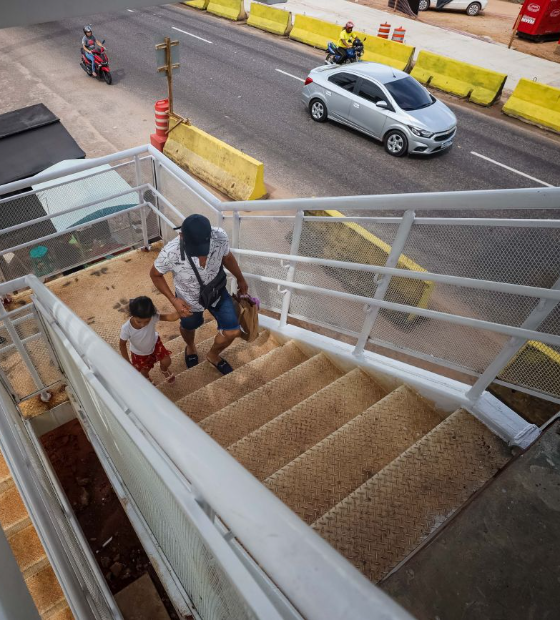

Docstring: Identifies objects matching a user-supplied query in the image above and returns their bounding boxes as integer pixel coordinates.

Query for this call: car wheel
[466,2,481,15]
[384,130,408,157]
[418,0,429,10]
[309,99,328,123]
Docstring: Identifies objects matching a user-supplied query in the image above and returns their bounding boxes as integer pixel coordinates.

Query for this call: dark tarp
[0,104,85,186]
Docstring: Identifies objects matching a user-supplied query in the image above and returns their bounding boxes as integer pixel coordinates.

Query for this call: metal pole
[466,277,560,401]
[165,37,174,116]
[134,155,150,249]
[231,212,241,295]
[354,210,415,355]
[280,210,304,328]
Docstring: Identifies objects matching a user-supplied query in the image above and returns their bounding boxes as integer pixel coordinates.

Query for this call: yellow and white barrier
[248,2,292,36]
[183,0,209,9]
[207,0,246,21]
[289,15,340,50]
[164,122,267,201]
[358,34,414,72]
[503,78,560,134]
[411,51,507,106]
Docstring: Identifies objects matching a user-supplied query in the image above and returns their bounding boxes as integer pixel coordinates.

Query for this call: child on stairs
[119,296,178,384]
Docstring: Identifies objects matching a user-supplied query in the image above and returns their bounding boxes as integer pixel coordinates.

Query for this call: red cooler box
[517,0,560,40]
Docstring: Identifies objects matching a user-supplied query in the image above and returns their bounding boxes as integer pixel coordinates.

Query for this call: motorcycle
[325,37,365,65]
[80,40,112,84]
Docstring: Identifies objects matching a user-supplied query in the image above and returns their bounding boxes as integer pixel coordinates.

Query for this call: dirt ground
[358,0,560,62]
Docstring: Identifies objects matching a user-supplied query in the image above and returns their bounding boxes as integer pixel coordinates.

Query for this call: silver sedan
[301,62,457,157]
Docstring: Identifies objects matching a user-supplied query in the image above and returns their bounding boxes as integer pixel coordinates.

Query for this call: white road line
[275,69,305,82]
[172,26,213,44]
[471,151,553,188]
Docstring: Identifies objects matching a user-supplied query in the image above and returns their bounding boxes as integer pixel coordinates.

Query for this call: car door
[348,78,392,139]
[325,72,358,122]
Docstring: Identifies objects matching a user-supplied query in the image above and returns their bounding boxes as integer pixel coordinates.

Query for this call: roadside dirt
[357,0,560,62]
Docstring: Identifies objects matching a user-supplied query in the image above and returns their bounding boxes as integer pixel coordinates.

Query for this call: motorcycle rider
[337,21,356,64]
[82,25,102,77]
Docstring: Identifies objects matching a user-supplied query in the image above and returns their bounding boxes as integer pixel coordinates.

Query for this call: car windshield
[384,77,434,111]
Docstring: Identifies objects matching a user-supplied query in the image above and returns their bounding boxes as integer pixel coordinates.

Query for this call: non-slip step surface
[266,386,444,524]
[200,353,343,449]
[26,565,66,616]
[0,450,12,491]
[312,409,511,583]
[9,524,48,577]
[177,341,307,423]
[228,369,386,481]
[0,484,31,536]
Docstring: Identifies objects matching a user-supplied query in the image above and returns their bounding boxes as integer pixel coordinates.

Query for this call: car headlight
[408,126,434,138]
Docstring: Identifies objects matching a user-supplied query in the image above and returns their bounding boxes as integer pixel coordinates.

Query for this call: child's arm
[159,311,180,322]
[119,338,131,363]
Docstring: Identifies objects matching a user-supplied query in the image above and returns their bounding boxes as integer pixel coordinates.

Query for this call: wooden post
[165,37,174,115]
[509,9,522,49]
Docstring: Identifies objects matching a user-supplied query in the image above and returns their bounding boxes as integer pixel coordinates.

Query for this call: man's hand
[237,277,249,296]
[172,297,192,317]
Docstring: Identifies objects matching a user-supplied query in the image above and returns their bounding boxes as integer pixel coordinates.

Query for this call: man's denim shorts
[179,289,240,332]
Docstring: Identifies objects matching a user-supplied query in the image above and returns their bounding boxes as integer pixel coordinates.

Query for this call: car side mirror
[376,101,388,109]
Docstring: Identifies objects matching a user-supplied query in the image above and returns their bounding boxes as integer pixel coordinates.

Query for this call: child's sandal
[162,370,175,384]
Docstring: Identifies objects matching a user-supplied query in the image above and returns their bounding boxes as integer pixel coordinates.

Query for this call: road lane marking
[172,26,213,44]
[471,151,553,187]
[275,69,304,82]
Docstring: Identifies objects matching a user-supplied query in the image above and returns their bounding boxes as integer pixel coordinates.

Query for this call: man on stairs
[150,214,248,376]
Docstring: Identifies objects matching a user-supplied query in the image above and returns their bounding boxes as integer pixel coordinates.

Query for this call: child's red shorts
[131,337,171,372]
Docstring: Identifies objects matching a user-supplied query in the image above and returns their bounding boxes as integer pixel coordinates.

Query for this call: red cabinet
[517,0,560,40]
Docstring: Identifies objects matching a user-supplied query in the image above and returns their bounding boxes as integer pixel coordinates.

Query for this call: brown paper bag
[233,294,259,342]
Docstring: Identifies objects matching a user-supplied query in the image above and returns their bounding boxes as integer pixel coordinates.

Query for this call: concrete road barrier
[503,78,560,134]
[207,0,246,21]
[248,3,292,36]
[305,210,433,322]
[358,34,415,72]
[411,51,507,106]
[289,15,339,50]
[164,122,266,201]
[183,0,209,9]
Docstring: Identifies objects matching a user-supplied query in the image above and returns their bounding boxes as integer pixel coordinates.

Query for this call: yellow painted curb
[411,50,507,106]
[182,0,209,9]
[289,14,339,50]
[207,0,246,20]
[164,122,267,201]
[357,33,415,72]
[305,210,433,322]
[503,78,560,134]
[248,2,292,36]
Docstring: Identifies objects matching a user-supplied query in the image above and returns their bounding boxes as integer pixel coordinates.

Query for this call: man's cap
[180,214,212,257]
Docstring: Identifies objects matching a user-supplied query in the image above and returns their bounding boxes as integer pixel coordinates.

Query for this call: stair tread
[0,450,10,485]
[26,565,66,616]
[228,369,386,481]
[48,606,74,620]
[177,341,307,423]
[200,353,343,448]
[158,331,277,401]
[9,523,48,577]
[0,484,30,536]
[312,409,511,583]
[266,385,443,524]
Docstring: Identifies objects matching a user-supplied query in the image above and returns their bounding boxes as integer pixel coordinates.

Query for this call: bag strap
[185,252,204,288]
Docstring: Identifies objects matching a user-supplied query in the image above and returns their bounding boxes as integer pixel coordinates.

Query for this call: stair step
[266,385,444,524]
[177,341,307,423]
[158,331,277,402]
[0,450,14,493]
[228,369,386,481]
[0,485,31,537]
[200,353,343,448]
[160,318,217,357]
[9,524,48,578]
[312,409,511,583]
[48,606,73,620]
[26,565,66,617]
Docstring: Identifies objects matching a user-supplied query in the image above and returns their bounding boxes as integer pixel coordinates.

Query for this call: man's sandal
[207,357,233,376]
[185,352,199,368]
[162,370,176,384]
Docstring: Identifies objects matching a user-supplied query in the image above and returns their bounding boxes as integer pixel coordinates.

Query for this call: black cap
[180,214,212,257]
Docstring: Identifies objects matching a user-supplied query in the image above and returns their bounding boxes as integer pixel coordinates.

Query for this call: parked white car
[419,0,487,16]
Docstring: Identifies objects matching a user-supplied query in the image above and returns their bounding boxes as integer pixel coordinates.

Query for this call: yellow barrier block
[289,14,340,50]
[411,50,507,106]
[183,0,209,9]
[207,0,246,21]
[305,210,433,322]
[502,341,560,397]
[164,122,266,201]
[357,34,415,72]
[503,78,560,134]
[248,3,292,36]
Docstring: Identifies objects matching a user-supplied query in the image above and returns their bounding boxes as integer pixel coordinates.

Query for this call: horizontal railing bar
[236,215,298,221]
[302,216,560,228]
[0,331,42,355]
[0,146,150,197]
[493,379,560,407]
[232,248,560,302]
[302,216,404,224]
[0,204,145,257]
[0,185,147,237]
[145,201,177,231]
[147,186,190,226]
[243,272,560,347]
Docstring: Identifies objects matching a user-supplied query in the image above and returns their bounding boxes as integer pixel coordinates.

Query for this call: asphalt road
[15,4,560,198]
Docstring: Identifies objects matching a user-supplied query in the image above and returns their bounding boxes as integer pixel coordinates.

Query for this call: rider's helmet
[345,21,354,31]
[83,25,93,36]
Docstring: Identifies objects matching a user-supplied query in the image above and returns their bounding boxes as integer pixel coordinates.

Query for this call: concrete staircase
[0,450,72,619]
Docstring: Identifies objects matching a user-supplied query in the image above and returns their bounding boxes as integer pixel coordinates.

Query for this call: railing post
[231,211,241,294]
[466,277,560,401]
[280,211,304,328]
[354,210,416,356]
[134,155,150,249]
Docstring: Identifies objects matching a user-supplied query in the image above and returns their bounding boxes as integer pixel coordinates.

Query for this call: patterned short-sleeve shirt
[154,227,230,312]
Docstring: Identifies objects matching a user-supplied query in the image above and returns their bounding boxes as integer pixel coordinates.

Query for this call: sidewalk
[246,0,560,92]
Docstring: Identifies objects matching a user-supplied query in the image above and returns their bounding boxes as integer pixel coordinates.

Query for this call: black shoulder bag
[181,239,227,309]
